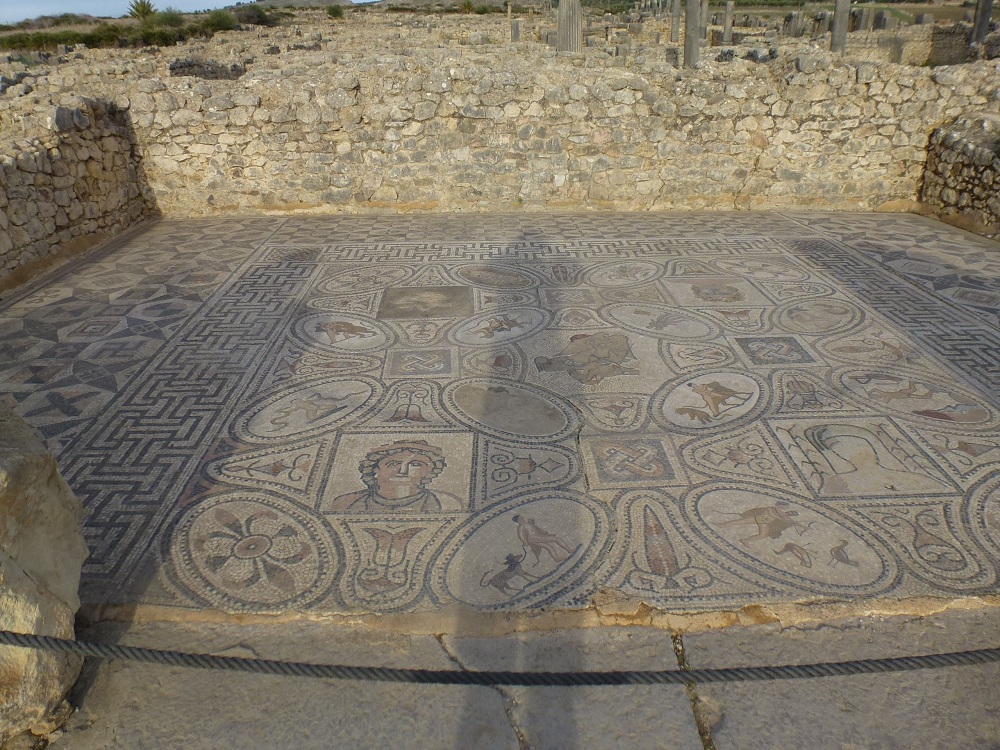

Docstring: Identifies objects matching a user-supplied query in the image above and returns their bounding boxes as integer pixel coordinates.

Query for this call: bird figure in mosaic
[828,540,859,568]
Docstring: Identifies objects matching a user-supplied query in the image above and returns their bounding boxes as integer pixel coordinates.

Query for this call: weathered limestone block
[0,407,87,746]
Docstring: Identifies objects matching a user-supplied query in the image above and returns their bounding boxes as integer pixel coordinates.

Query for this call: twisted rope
[2,629,998,686]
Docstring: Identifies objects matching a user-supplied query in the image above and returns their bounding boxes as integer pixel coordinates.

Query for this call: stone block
[46,108,76,133]
[0,407,88,746]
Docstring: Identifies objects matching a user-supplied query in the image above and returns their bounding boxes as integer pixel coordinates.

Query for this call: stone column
[671,0,681,42]
[684,0,700,66]
[831,0,849,53]
[557,0,583,52]
[511,18,521,41]
[700,0,709,40]
[971,0,994,43]
[723,0,734,43]
[790,10,803,36]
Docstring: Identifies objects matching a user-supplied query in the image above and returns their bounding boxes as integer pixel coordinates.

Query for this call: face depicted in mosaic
[372,449,437,499]
[361,440,446,499]
[322,439,463,513]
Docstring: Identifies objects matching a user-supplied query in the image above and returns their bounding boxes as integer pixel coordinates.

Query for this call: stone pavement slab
[1,212,998,620]
[679,604,1000,749]
[53,620,704,750]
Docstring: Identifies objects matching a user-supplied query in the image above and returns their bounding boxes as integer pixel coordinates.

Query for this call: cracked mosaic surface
[2,212,999,615]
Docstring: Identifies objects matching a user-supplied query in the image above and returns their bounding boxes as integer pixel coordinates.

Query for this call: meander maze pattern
[1,214,999,614]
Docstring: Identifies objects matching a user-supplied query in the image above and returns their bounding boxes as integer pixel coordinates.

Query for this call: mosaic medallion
[5,214,1000,615]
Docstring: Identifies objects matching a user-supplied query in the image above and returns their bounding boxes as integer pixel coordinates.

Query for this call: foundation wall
[922,112,1000,238]
[0,98,153,286]
[0,14,998,256]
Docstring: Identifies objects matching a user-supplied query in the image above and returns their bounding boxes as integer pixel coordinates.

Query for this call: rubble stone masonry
[1,11,998,281]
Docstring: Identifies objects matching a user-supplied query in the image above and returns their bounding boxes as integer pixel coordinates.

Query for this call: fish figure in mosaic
[322,439,464,512]
[535,332,639,385]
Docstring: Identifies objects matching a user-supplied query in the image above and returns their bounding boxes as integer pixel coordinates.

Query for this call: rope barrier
[2,629,998,687]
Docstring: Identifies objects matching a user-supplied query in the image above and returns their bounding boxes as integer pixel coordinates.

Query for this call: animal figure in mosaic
[534,332,639,385]
[849,375,992,423]
[480,552,540,595]
[716,502,813,546]
[468,314,527,339]
[785,302,851,331]
[802,424,950,495]
[266,391,361,430]
[828,540,859,568]
[313,320,377,343]
[774,541,813,568]
[514,514,579,566]
[832,337,917,365]
[690,282,743,303]
[632,308,688,331]
[675,380,754,424]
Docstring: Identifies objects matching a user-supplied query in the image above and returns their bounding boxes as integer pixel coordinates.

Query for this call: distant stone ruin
[0,7,998,285]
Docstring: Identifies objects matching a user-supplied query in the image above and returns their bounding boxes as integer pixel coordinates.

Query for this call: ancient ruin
[1,1,999,746]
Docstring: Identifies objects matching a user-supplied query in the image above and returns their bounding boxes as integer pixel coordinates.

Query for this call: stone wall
[928,23,979,66]
[844,26,932,66]
[0,13,998,225]
[922,112,1000,238]
[0,96,154,288]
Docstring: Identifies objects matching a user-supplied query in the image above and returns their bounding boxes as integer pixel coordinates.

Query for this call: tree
[128,0,157,21]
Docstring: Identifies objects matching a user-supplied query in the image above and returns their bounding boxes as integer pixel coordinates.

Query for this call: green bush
[326,4,345,18]
[235,5,275,25]
[148,7,185,27]
[83,23,128,46]
[202,9,238,31]
[138,26,182,45]
[459,0,475,11]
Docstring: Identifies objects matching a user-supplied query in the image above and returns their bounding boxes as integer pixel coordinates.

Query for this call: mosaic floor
[2,212,999,616]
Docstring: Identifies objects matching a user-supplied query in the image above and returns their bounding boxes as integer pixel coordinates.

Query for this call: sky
[0,0,380,25]
[0,1,235,24]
